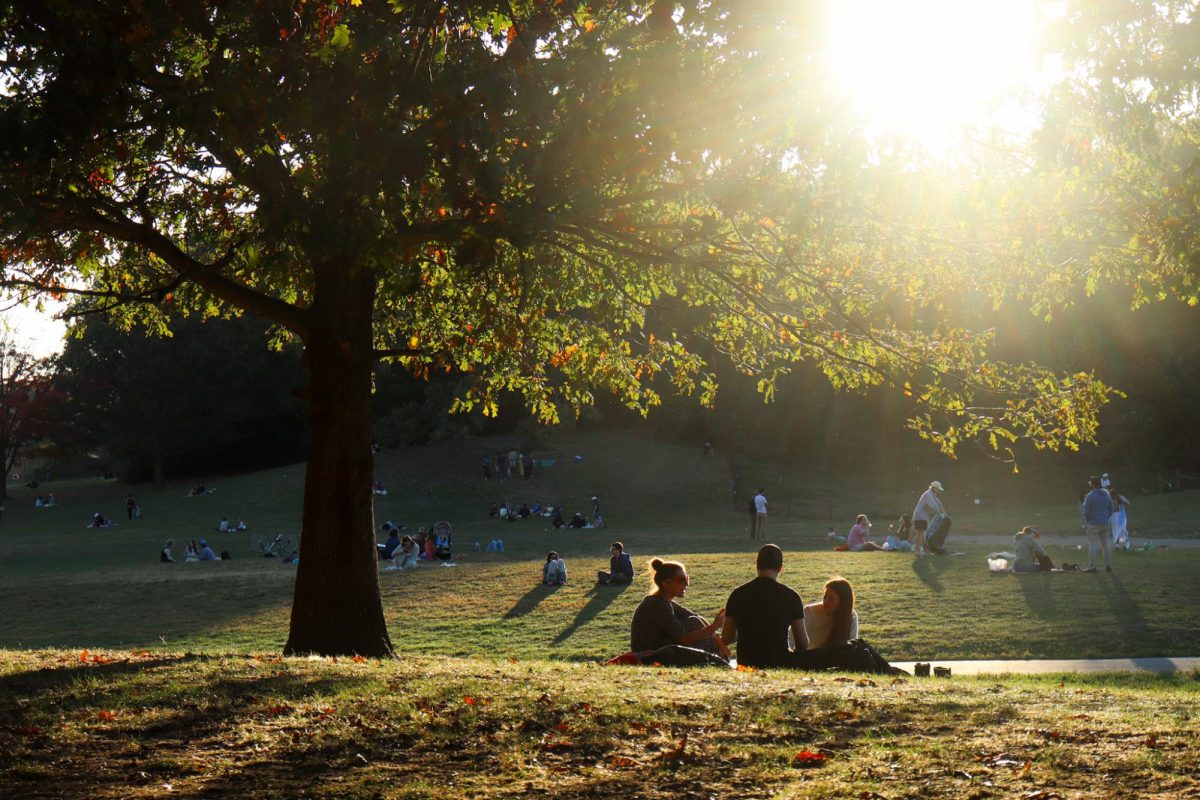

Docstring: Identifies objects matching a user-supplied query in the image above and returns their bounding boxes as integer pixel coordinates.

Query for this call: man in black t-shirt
[722,544,812,669]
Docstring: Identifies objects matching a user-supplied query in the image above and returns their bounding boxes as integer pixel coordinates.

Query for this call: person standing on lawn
[912,480,948,555]
[1081,475,1114,572]
[752,489,768,542]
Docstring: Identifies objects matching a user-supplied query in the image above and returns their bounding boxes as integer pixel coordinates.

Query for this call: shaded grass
[0,650,1197,800]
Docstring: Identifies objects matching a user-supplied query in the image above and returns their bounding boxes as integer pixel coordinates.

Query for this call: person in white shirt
[752,489,768,542]
[802,577,860,649]
[911,480,948,555]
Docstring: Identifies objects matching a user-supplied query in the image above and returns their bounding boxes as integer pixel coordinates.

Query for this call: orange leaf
[506,26,517,44]
[97,710,118,721]
[462,696,478,705]
[79,649,89,662]
[352,655,366,663]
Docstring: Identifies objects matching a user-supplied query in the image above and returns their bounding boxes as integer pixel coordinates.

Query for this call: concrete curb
[891,657,1200,675]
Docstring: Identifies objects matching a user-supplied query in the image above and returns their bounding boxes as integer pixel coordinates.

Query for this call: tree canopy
[0,0,1144,654]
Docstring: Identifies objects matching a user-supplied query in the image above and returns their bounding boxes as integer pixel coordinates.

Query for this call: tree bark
[283,266,393,657]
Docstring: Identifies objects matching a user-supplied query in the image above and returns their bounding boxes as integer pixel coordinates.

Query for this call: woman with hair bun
[629,558,728,659]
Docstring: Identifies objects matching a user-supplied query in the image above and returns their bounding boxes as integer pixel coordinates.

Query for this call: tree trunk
[283,267,393,657]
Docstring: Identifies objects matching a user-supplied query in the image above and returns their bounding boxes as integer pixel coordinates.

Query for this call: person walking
[752,489,768,542]
[126,494,138,520]
[1081,475,1114,572]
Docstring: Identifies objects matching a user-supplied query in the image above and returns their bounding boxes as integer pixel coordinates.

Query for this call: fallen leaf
[97,710,118,721]
[661,734,688,761]
[607,755,641,769]
[1145,734,1158,748]
[351,655,366,663]
[793,749,828,767]
[1022,791,1064,800]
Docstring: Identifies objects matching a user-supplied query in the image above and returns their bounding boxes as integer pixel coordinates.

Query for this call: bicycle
[250,532,298,560]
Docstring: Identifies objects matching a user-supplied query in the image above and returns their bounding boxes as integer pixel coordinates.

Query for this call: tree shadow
[503,583,562,619]
[552,583,631,644]
[910,555,950,593]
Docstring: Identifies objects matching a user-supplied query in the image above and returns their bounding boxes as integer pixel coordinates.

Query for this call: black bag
[926,514,952,553]
[816,639,905,675]
[643,644,730,668]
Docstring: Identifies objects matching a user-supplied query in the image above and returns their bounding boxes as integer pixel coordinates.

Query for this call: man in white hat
[912,481,949,555]
[1100,473,1111,490]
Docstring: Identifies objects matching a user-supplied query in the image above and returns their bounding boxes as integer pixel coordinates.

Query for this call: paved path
[951,534,1200,549]
[890,657,1200,676]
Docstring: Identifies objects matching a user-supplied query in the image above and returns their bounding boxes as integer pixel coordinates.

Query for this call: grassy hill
[0,430,1198,659]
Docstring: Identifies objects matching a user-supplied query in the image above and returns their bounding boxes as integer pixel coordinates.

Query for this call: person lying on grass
[630,558,729,660]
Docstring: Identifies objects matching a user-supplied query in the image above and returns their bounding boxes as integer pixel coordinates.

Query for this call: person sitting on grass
[890,514,912,542]
[185,539,200,561]
[1013,526,1054,572]
[161,539,176,563]
[543,552,568,585]
[846,515,885,551]
[597,541,635,585]
[552,507,566,528]
[392,535,420,570]
[88,512,113,529]
[218,516,230,532]
[197,539,219,561]
[378,526,402,560]
[802,577,860,649]
[568,512,587,529]
[630,558,728,660]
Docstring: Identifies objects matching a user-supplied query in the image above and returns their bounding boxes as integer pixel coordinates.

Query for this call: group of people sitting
[619,544,898,673]
[216,517,249,532]
[377,521,449,566]
[187,484,214,497]
[488,496,602,530]
[831,481,952,556]
[160,538,222,562]
[539,541,635,586]
[34,493,57,509]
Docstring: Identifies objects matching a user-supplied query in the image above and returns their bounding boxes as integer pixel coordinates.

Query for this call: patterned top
[630,594,695,653]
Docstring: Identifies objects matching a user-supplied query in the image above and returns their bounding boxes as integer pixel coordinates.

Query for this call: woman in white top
[803,577,860,649]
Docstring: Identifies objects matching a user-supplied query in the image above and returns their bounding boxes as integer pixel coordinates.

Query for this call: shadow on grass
[910,554,951,592]
[503,584,562,619]
[1016,571,1059,618]
[1101,572,1151,644]
[552,583,630,645]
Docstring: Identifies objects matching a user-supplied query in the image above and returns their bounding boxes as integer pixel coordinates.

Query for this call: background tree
[54,316,305,484]
[0,340,61,502]
[1,1,1114,655]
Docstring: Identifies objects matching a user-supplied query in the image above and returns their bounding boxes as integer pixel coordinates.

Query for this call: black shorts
[914,519,928,532]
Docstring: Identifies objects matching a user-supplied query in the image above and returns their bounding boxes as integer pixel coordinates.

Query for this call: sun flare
[823,0,1041,147]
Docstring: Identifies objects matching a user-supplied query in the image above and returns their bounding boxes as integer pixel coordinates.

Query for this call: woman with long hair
[629,558,728,659]
[803,577,860,648]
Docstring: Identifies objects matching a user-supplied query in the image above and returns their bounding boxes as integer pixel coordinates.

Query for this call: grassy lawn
[0,651,1196,799]
[2,432,1198,798]
[0,431,1198,659]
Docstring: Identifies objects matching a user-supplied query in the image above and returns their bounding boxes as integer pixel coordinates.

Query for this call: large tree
[1,1,1113,655]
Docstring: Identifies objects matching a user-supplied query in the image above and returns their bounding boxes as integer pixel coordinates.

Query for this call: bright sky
[822,0,1050,148]
[1,301,68,358]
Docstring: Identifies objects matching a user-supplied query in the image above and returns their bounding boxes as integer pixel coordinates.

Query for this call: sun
[822,0,1042,148]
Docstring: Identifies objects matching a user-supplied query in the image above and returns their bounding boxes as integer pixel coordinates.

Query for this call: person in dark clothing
[721,544,814,669]
[552,508,566,528]
[568,512,587,529]
[597,541,635,585]
[126,495,137,520]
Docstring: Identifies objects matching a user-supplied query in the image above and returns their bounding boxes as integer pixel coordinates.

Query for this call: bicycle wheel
[249,534,272,554]
[275,535,295,555]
